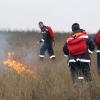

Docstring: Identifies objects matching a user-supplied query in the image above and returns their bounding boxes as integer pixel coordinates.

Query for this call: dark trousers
[40,42,55,57]
[97,53,100,69]
[69,62,92,83]
[97,49,100,70]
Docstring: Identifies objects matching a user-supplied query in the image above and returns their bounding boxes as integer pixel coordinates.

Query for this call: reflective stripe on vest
[67,32,88,43]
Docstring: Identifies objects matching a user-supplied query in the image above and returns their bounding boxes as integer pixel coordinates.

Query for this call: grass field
[0,31,100,100]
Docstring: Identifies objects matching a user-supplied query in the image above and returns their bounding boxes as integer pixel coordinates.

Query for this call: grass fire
[3,52,37,80]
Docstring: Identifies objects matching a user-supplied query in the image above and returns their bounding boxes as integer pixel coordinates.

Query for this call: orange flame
[3,52,37,79]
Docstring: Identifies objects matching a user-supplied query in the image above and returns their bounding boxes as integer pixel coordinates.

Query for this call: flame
[3,52,37,79]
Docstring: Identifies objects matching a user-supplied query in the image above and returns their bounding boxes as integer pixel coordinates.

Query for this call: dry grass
[0,31,100,100]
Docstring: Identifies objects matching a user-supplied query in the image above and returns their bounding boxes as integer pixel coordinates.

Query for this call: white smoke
[0,32,10,61]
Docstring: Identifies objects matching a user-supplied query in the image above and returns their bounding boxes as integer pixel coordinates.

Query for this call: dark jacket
[40,26,54,43]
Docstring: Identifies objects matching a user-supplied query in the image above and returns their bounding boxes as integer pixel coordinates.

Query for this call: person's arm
[63,43,69,57]
[86,38,95,54]
[39,26,48,43]
[39,30,44,43]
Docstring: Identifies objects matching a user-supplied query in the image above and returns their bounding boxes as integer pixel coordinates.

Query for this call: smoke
[0,32,10,61]
[0,32,11,74]
[0,31,39,75]
[22,47,38,66]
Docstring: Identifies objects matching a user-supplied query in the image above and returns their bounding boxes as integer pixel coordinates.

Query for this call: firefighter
[63,23,95,83]
[95,30,100,75]
[38,21,55,60]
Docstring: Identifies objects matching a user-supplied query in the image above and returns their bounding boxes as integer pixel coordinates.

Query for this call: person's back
[67,32,88,56]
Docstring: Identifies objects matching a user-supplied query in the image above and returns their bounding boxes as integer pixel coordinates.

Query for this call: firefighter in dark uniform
[95,30,100,75]
[38,21,55,60]
[63,23,95,83]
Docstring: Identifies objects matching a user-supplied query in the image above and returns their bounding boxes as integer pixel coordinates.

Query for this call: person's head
[72,23,80,32]
[38,21,44,29]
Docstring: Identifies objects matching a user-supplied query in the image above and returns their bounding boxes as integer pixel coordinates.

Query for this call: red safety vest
[48,26,55,41]
[67,32,88,56]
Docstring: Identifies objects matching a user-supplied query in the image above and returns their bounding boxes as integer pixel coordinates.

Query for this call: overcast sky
[0,0,99,32]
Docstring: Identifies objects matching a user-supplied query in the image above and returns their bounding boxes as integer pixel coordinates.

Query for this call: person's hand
[40,39,44,43]
[88,49,93,57]
[64,55,68,61]
[64,55,68,58]
[40,40,43,43]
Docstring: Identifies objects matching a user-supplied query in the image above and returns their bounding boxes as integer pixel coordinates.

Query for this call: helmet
[72,23,80,32]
